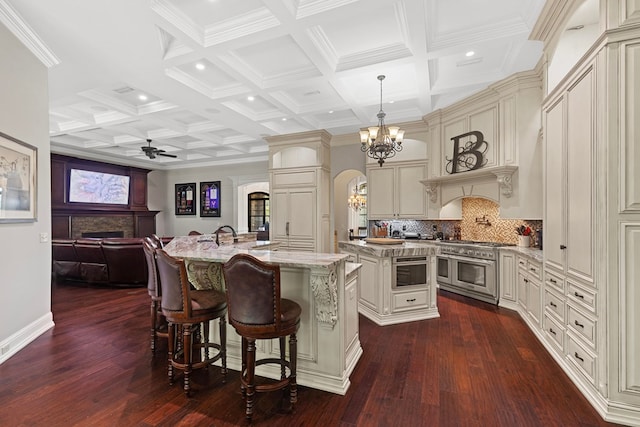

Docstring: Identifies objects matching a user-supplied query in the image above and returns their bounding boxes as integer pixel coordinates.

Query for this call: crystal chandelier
[359,75,404,166]
[347,187,366,211]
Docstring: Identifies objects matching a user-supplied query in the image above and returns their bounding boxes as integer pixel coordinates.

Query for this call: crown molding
[0,0,60,68]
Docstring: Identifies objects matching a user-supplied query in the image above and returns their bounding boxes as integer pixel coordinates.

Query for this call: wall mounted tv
[68,168,130,205]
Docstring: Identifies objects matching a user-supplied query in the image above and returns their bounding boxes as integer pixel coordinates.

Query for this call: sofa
[52,237,173,287]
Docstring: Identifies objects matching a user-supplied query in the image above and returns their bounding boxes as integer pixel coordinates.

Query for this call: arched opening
[248,191,269,232]
[333,169,367,248]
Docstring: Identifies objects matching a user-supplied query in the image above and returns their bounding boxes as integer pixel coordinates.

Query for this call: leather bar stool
[155,248,227,396]
[142,237,168,355]
[222,253,301,421]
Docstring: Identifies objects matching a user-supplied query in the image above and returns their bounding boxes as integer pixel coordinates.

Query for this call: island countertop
[164,235,349,269]
[338,239,438,257]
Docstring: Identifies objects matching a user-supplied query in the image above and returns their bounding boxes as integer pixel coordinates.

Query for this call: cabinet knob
[560,245,567,250]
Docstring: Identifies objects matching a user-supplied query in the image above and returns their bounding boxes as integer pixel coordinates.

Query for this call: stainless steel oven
[393,256,428,289]
[436,256,452,285]
[436,241,503,304]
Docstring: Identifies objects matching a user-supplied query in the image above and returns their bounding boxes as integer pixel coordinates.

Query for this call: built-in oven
[392,256,428,289]
[436,241,501,304]
[436,256,452,285]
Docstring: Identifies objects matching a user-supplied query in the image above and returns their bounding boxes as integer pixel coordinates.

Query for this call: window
[248,192,269,232]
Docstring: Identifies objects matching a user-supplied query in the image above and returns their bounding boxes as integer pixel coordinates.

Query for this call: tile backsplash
[369,197,542,247]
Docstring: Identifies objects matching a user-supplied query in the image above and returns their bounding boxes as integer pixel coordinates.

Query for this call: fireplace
[71,216,134,239]
[81,231,125,238]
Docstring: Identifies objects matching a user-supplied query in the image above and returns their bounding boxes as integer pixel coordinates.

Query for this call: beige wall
[0,22,53,361]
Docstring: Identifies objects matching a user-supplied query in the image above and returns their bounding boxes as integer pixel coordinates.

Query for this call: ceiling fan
[141,139,177,159]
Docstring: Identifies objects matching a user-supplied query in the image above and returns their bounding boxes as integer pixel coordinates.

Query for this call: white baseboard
[0,312,54,364]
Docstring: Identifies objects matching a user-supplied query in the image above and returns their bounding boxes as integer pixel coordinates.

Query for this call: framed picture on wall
[0,131,38,223]
[200,181,220,217]
[175,182,196,215]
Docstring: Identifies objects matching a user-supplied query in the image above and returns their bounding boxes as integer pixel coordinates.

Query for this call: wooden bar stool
[142,237,169,355]
[222,253,301,421]
[155,248,227,396]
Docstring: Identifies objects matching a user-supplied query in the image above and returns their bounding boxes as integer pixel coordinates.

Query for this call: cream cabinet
[266,131,331,253]
[272,187,316,251]
[498,250,517,310]
[544,65,595,289]
[367,161,427,219]
[339,243,438,326]
[543,60,601,394]
[516,255,542,329]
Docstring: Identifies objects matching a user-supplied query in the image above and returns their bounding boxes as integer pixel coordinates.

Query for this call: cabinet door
[287,188,316,241]
[517,269,527,309]
[358,254,381,312]
[271,190,290,242]
[499,251,517,304]
[544,97,565,272]
[566,69,594,285]
[397,164,426,218]
[367,167,395,218]
[526,278,542,327]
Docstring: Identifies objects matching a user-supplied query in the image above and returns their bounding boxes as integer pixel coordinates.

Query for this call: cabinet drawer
[517,257,528,270]
[567,305,596,348]
[543,313,565,352]
[392,289,428,312]
[544,289,565,321]
[566,334,596,385]
[567,280,596,313]
[545,269,565,293]
[527,261,542,281]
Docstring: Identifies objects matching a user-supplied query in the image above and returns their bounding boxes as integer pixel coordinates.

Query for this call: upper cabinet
[367,161,427,220]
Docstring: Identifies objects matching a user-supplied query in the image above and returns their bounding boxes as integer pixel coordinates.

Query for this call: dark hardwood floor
[0,282,621,426]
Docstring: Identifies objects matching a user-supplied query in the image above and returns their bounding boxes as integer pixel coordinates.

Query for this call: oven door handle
[445,254,495,266]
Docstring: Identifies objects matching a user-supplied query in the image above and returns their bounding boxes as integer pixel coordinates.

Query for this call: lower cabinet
[340,247,439,326]
[513,254,542,329]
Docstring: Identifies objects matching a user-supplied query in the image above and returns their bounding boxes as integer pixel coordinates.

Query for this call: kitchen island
[339,240,440,325]
[163,235,362,395]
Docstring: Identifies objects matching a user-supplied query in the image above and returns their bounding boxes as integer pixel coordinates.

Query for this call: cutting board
[365,238,404,245]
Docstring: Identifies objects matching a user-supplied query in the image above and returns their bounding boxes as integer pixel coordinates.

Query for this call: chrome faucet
[214,225,238,246]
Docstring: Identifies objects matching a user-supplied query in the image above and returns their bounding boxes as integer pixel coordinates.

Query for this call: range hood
[420,165,518,205]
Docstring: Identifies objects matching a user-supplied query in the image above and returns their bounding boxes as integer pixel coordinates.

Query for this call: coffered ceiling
[7,0,545,169]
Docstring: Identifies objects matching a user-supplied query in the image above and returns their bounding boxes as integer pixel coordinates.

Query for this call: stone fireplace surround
[72,216,134,239]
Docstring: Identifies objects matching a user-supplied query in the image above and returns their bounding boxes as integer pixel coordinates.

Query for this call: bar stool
[155,248,227,396]
[142,237,168,355]
[222,253,301,421]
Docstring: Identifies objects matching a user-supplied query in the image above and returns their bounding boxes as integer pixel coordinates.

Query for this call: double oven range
[436,240,509,305]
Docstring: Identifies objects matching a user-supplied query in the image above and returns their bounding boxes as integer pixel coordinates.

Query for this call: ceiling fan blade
[158,152,177,158]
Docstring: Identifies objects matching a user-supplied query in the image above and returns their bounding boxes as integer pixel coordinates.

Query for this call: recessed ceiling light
[389,100,395,104]
[282,118,287,121]
[567,25,584,31]
[466,51,475,57]
[247,96,255,101]
[138,94,148,101]
[195,63,205,70]
[328,110,334,114]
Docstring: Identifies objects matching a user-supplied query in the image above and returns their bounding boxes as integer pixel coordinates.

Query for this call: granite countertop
[340,239,544,263]
[499,245,544,263]
[164,235,349,269]
[338,240,437,257]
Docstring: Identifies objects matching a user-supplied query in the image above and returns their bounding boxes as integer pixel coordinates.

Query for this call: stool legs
[219,316,227,381]
[183,324,193,396]
[245,338,257,420]
[290,333,297,405]
[167,321,175,385]
[150,299,158,354]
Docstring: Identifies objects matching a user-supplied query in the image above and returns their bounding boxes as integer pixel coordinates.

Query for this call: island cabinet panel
[357,254,382,313]
[498,250,517,310]
[338,241,439,326]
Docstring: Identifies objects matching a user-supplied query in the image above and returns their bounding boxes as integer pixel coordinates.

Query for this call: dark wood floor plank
[0,283,622,426]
